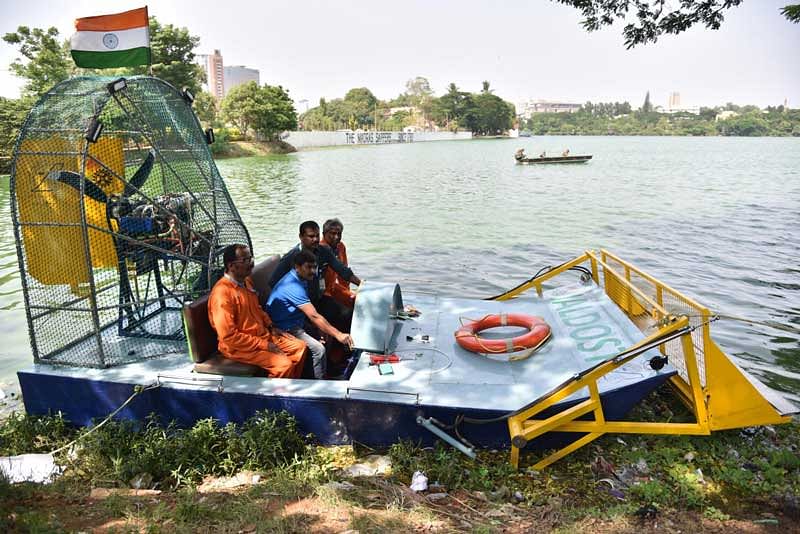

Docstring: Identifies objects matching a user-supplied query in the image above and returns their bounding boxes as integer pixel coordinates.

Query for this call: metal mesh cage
[597,252,710,388]
[9,76,251,368]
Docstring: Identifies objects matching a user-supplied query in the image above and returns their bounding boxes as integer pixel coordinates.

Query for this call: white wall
[283,131,472,149]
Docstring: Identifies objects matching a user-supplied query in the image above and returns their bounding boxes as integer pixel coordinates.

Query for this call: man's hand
[335,332,354,351]
[351,275,362,286]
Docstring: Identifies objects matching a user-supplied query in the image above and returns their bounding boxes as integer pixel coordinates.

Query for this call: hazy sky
[1,0,798,109]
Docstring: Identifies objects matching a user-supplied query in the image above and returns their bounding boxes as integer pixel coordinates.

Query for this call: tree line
[523,101,800,137]
[301,77,516,136]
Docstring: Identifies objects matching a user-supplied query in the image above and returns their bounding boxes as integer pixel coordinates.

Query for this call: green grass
[0,393,798,531]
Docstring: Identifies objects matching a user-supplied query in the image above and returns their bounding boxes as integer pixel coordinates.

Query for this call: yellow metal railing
[499,250,791,469]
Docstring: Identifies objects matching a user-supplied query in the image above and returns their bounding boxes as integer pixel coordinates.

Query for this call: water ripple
[2,136,799,402]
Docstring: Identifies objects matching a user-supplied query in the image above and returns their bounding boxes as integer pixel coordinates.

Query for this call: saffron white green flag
[70,7,151,68]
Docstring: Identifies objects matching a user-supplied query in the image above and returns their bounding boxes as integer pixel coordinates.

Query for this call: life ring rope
[455,313,551,356]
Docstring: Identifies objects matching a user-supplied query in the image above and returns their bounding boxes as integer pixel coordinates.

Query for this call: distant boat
[518,130,532,137]
[516,154,592,165]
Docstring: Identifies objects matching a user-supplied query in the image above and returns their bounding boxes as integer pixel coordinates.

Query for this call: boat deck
[20,281,673,413]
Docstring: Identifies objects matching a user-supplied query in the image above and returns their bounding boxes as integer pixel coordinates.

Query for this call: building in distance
[517,100,581,119]
[224,66,260,96]
[664,91,699,115]
[198,49,225,100]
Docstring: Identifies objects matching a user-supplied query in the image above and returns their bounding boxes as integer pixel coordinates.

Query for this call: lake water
[1,136,799,406]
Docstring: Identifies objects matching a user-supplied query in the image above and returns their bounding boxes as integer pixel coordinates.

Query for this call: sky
[1,0,798,110]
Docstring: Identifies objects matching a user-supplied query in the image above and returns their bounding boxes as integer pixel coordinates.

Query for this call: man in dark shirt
[268,220,361,304]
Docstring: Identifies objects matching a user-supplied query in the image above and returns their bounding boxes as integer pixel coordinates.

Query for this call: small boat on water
[516,154,593,165]
[8,76,795,469]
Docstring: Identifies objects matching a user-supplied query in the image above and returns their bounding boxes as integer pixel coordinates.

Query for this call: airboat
[9,77,793,469]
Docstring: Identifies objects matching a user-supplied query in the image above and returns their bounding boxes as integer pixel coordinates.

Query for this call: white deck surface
[23,282,672,412]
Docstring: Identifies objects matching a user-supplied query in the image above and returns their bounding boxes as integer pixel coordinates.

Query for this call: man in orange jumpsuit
[320,218,356,311]
[208,244,307,378]
[319,219,356,374]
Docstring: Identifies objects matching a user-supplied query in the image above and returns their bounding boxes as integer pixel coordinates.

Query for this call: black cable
[485,263,563,301]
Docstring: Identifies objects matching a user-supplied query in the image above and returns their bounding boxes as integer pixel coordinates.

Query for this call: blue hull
[18,370,672,450]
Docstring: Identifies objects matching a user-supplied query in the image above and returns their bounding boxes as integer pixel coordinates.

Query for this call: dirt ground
[3,475,797,533]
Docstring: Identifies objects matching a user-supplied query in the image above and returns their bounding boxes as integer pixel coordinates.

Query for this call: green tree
[641,91,653,113]
[254,84,297,140]
[698,106,719,121]
[781,4,800,22]
[554,1,800,48]
[472,92,514,135]
[4,17,205,96]
[723,113,770,136]
[0,96,36,173]
[126,18,205,93]
[220,81,296,140]
[193,91,218,127]
[436,83,469,126]
[404,76,433,104]
[343,87,378,127]
[2,26,72,96]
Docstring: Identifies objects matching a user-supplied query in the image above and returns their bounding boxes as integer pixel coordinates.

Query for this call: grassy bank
[213,140,296,159]
[1,389,798,532]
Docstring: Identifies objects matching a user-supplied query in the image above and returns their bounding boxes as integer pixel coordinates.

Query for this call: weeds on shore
[0,392,798,532]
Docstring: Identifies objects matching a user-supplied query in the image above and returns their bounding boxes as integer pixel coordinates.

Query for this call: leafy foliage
[555,0,747,48]
[221,81,297,140]
[642,91,653,113]
[125,17,206,94]
[71,411,308,488]
[524,103,800,137]
[193,90,218,127]
[301,79,515,135]
[2,26,72,96]
[0,411,76,455]
[783,4,800,23]
[0,95,35,173]
[559,1,799,47]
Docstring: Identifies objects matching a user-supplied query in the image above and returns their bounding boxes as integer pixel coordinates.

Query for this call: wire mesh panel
[597,251,710,388]
[10,76,251,368]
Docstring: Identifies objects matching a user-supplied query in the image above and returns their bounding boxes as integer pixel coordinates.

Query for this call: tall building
[668,92,681,110]
[223,66,260,96]
[199,49,225,100]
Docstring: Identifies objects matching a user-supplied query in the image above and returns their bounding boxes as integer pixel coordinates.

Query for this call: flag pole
[146,5,153,76]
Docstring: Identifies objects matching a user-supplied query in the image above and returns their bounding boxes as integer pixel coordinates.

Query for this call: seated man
[267,250,354,379]
[268,220,361,307]
[515,148,526,161]
[208,244,307,378]
[320,218,355,319]
[320,218,356,374]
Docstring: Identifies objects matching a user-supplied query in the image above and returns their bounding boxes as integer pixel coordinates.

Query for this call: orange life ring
[454,313,551,354]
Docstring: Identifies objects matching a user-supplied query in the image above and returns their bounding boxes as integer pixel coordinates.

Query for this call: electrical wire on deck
[486,262,592,301]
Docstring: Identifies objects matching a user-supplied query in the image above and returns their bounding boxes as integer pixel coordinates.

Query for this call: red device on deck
[369,353,400,365]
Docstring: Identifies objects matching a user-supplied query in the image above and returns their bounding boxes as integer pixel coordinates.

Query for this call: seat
[183,254,282,376]
[250,254,281,305]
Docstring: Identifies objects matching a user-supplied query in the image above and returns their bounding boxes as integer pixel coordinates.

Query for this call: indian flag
[70,7,151,68]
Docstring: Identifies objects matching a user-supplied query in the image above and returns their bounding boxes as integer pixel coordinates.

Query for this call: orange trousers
[227,332,307,378]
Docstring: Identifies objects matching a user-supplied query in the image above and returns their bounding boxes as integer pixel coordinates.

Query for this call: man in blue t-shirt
[267,249,354,378]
